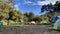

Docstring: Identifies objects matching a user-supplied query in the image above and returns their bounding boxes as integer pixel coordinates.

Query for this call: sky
[14,0,59,15]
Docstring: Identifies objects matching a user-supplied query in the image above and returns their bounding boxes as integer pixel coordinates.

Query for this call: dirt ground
[0,25,59,34]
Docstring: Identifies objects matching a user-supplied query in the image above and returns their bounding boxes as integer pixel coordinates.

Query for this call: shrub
[27,21,36,25]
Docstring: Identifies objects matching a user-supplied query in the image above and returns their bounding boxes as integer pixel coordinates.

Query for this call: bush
[1,20,8,25]
[40,20,49,25]
[27,21,36,25]
[8,20,21,25]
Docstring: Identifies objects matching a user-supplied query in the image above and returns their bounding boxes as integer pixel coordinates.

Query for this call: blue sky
[14,0,59,15]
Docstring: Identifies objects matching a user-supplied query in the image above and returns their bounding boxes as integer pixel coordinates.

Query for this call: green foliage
[0,0,24,25]
[27,21,36,25]
[34,16,42,22]
[41,1,59,20]
[41,1,60,22]
[1,20,8,25]
[24,12,35,22]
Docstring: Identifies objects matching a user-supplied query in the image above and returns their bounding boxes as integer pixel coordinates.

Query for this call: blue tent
[52,16,60,22]
[53,19,60,29]
[53,16,60,29]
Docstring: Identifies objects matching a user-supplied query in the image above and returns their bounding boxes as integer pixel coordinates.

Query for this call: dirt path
[0,25,57,34]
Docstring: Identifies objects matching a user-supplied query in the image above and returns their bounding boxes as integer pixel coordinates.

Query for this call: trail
[0,25,58,34]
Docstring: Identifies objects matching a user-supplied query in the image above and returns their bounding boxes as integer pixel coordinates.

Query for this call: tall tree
[0,0,23,25]
[41,1,60,22]
[24,12,35,22]
[41,1,60,14]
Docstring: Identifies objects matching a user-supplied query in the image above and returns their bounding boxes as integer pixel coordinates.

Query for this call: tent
[53,19,60,29]
[53,16,60,29]
[51,16,60,23]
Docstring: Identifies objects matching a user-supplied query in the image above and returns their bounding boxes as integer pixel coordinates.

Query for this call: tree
[34,16,42,22]
[24,12,35,22]
[41,1,60,14]
[28,12,35,21]
[41,1,60,22]
[24,13,29,17]
[0,0,24,25]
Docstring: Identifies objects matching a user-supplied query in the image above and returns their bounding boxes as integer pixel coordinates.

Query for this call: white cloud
[23,0,58,6]
[14,4,20,10]
[15,0,60,6]
[36,0,58,5]
[46,0,57,4]
[23,1,37,5]
[14,0,60,10]
[45,0,60,5]
[37,1,50,5]
[25,1,33,4]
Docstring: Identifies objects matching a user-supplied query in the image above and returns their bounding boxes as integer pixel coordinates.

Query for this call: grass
[3,25,29,28]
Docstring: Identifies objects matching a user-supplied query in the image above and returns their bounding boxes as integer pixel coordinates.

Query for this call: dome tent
[53,19,60,29]
[53,16,60,29]
[52,16,60,22]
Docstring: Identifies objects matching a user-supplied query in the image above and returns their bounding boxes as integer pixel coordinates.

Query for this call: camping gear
[0,22,3,29]
[52,16,59,22]
[53,19,60,29]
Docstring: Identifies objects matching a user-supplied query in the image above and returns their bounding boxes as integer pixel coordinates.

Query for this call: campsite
[0,0,60,34]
